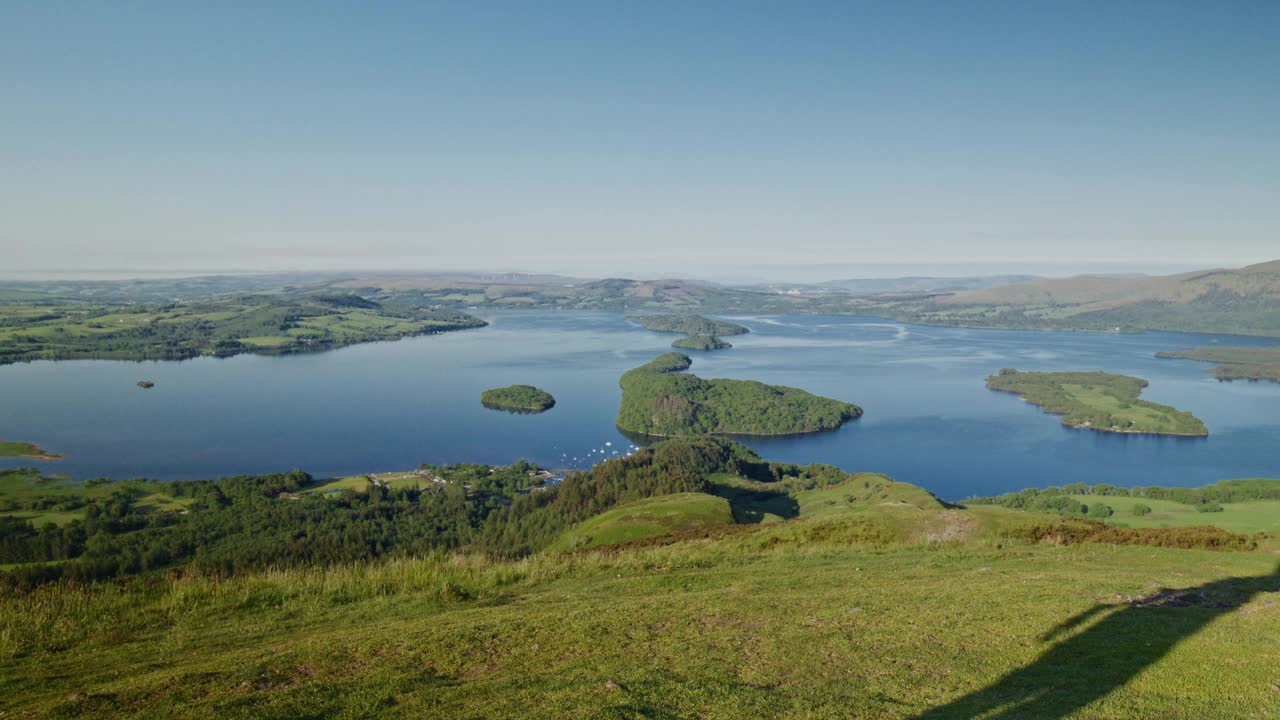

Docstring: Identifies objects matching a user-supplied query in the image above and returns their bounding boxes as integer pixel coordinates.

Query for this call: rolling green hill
[2,478,1275,718]
[3,442,1278,717]
[547,492,734,551]
[616,353,862,436]
[878,260,1280,336]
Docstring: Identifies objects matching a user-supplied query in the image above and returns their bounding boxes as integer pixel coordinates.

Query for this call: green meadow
[3,445,1278,718]
[2,501,1277,719]
[1074,494,1280,535]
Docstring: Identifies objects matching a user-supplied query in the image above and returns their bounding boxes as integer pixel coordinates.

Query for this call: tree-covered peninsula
[480,385,556,413]
[671,334,732,351]
[0,441,60,460]
[986,369,1208,436]
[616,352,862,436]
[627,314,749,337]
[1155,346,1280,382]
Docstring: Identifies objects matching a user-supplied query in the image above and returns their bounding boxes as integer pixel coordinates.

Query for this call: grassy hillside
[3,445,1277,717]
[875,260,1280,337]
[1156,345,1280,382]
[547,492,733,551]
[986,369,1208,436]
[2,498,1276,718]
[1074,495,1280,535]
[970,479,1280,536]
[616,353,862,436]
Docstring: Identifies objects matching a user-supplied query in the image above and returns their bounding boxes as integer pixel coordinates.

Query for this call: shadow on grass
[912,565,1280,720]
[707,484,798,524]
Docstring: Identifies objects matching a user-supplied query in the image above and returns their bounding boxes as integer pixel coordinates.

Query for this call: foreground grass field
[1072,494,1280,536]
[2,503,1277,719]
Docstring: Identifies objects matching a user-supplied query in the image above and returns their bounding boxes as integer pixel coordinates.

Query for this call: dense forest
[985,369,1208,436]
[1156,346,1280,382]
[0,295,485,364]
[480,385,556,412]
[616,353,862,436]
[0,438,848,590]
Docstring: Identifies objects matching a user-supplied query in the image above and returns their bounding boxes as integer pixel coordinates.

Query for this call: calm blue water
[1,311,1278,500]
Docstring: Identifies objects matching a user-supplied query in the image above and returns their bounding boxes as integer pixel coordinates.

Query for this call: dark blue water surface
[2,311,1278,500]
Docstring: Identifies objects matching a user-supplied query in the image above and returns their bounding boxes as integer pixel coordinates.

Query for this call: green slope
[2,504,1275,719]
[547,492,733,551]
[877,260,1280,337]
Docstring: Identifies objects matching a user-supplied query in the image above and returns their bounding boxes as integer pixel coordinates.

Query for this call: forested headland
[1156,346,1280,382]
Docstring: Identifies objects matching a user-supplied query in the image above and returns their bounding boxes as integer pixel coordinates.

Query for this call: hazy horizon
[0,260,1238,286]
[4,3,1278,275]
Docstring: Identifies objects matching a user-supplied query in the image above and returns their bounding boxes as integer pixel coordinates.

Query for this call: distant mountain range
[743,275,1040,296]
[943,260,1280,307]
[5,260,1278,337]
[886,260,1280,337]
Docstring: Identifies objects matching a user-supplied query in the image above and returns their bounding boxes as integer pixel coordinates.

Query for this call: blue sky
[3,2,1278,278]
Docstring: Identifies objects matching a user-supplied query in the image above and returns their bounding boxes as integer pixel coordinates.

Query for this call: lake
[2,311,1278,500]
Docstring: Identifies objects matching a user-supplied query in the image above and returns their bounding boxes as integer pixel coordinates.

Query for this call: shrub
[1197,503,1224,513]
[1132,504,1152,516]
[1086,503,1113,519]
[1009,521,1258,551]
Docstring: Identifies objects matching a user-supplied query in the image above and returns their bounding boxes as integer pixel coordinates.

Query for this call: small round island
[480,384,556,414]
